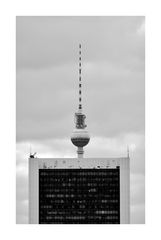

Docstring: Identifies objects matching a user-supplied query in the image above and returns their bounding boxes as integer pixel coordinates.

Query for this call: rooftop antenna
[127,145,130,158]
[29,144,31,156]
[71,44,90,158]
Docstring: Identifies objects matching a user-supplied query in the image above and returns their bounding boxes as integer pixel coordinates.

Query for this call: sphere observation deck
[71,128,90,147]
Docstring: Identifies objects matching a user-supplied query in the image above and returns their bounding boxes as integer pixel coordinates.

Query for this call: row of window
[39,188,119,194]
[39,205,119,211]
[40,215,119,221]
[39,171,119,177]
[40,221,120,224]
[40,199,119,205]
[40,210,118,215]
[43,193,119,199]
[40,177,119,182]
[40,184,119,189]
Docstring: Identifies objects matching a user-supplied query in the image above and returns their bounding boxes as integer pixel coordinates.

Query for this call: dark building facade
[29,158,130,224]
[39,168,120,224]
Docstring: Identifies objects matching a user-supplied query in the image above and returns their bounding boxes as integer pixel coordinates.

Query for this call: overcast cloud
[16,16,145,224]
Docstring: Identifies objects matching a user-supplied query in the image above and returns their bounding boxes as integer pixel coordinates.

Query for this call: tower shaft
[77,147,84,158]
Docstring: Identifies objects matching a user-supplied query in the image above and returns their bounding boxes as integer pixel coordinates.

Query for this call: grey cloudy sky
[16,16,145,224]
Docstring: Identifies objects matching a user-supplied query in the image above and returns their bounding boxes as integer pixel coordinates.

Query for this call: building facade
[29,157,130,224]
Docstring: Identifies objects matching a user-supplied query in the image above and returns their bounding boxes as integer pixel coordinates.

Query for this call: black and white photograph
[16,16,145,224]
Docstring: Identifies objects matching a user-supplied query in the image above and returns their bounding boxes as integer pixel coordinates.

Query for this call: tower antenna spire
[78,43,82,112]
[71,44,90,158]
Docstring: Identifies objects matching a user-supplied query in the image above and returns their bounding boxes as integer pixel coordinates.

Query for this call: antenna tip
[127,145,130,158]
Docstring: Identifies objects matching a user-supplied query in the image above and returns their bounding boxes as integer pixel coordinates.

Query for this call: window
[39,168,120,224]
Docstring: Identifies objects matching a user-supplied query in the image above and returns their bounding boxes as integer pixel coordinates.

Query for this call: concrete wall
[29,158,39,224]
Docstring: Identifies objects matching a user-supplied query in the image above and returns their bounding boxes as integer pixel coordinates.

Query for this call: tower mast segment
[78,44,82,112]
[71,44,90,158]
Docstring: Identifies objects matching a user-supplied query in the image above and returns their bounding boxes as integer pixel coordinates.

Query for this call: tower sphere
[71,129,90,147]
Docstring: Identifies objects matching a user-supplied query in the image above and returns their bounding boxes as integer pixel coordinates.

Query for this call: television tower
[71,44,90,158]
